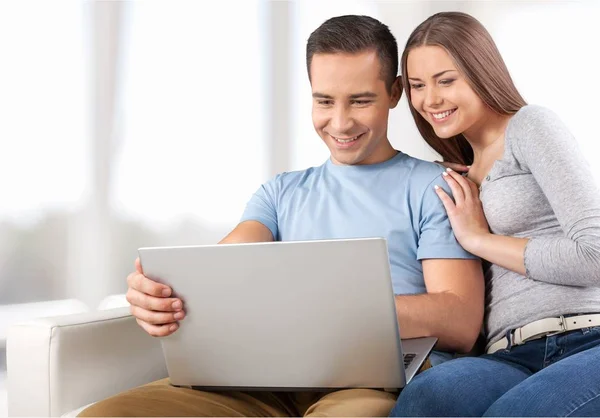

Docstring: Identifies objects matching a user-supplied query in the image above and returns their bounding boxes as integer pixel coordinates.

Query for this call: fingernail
[467,165,471,169]
[172,301,182,310]
[169,324,178,332]
[434,185,440,190]
[174,311,184,320]
[442,172,448,177]
[446,167,453,172]
[162,288,171,297]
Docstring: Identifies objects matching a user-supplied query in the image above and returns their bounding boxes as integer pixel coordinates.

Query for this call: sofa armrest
[7,307,168,417]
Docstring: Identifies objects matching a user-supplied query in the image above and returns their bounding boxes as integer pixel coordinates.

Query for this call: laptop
[138,237,437,391]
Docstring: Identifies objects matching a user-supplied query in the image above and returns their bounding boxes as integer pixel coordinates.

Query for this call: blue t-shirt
[240,151,475,296]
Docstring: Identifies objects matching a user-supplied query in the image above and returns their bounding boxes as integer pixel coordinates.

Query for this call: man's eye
[317,100,332,106]
[352,100,372,105]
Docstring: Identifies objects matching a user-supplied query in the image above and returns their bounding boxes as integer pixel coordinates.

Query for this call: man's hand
[126,221,272,337]
[126,257,185,337]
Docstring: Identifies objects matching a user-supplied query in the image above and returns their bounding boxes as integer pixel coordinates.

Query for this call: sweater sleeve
[513,106,600,286]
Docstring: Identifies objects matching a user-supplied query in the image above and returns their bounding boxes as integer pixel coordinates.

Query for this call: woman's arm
[437,106,600,286]
[510,106,600,285]
[434,171,528,276]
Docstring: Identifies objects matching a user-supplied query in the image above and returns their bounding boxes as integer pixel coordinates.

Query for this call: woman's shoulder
[509,104,561,132]
[506,104,578,166]
[507,104,569,149]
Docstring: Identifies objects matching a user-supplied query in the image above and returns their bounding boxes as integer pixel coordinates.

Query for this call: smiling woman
[391,11,600,418]
[400,14,526,167]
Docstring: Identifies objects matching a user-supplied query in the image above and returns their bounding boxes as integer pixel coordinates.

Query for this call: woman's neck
[463,112,512,162]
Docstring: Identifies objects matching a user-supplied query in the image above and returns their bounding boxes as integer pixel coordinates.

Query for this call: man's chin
[331,152,363,166]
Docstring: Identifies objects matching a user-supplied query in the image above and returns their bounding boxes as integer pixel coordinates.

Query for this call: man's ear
[390,76,403,109]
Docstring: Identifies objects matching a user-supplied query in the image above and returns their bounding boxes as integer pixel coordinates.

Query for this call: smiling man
[79,15,484,417]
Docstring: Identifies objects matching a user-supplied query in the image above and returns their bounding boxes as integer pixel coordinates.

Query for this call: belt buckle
[545,315,567,337]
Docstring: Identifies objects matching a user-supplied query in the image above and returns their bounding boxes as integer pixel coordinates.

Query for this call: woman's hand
[435,168,490,253]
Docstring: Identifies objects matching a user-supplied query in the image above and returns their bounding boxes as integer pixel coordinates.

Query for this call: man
[80,15,483,417]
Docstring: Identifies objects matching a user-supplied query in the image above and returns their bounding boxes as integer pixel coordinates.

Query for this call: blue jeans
[390,326,600,417]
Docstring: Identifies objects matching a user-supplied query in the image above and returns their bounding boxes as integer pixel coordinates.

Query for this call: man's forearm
[395,291,481,353]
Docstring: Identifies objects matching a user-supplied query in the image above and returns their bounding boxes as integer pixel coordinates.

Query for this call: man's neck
[359,142,398,165]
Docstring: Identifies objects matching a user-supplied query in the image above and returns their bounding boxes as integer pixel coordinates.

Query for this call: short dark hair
[306,15,399,93]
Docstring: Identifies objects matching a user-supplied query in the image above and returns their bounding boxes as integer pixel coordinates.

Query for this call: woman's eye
[410,84,424,90]
[439,79,455,86]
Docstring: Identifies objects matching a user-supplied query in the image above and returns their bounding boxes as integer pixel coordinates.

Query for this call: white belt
[487,313,600,354]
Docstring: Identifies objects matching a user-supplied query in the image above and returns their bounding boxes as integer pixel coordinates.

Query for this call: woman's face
[406,45,489,140]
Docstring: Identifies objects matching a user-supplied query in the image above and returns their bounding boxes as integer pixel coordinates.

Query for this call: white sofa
[7,306,167,417]
[1,299,90,350]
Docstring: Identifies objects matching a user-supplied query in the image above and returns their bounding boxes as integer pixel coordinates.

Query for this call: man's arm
[219,220,274,244]
[394,258,484,353]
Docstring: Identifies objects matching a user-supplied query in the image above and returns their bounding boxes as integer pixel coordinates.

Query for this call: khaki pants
[78,378,399,417]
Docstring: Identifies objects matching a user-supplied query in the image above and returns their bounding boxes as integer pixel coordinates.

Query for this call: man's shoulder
[398,153,445,186]
[267,162,326,190]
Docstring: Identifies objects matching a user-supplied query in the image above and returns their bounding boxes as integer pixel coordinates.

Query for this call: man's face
[310,51,401,166]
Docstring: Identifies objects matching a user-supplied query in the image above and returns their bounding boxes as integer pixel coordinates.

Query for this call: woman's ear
[390,76,403,108]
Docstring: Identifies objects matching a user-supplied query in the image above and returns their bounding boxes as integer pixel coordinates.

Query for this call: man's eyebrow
[312,93,333,99]
[349,92,377,99]
[312,92,378,99]
[408,69,457,82]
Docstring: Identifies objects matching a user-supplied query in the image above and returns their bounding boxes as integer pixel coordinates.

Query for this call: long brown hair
[400,12,527,165]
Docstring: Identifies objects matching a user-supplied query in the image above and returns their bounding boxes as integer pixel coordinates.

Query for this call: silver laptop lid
[138,238,408,390]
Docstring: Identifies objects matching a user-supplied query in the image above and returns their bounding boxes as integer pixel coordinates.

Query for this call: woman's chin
[433,128,460,139]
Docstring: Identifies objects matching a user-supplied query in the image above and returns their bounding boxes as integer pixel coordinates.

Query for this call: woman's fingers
[434,185,456,215]
[443,168,479,203]
[442,170,465,204]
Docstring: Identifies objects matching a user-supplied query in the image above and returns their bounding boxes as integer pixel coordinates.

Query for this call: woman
[390,11,600,417]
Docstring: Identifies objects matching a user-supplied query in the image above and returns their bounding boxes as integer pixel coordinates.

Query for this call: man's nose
[330,105,354,133]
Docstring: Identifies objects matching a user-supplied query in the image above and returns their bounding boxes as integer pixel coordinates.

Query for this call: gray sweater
[480,105,600,349]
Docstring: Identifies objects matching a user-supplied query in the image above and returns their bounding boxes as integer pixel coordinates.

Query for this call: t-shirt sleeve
[417,175,478,260]
[239,176,279,240]
[513,106,600,286]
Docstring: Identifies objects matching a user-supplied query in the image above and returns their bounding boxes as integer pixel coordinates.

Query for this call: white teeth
[432,109,455,119]
[334,135,359,143]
